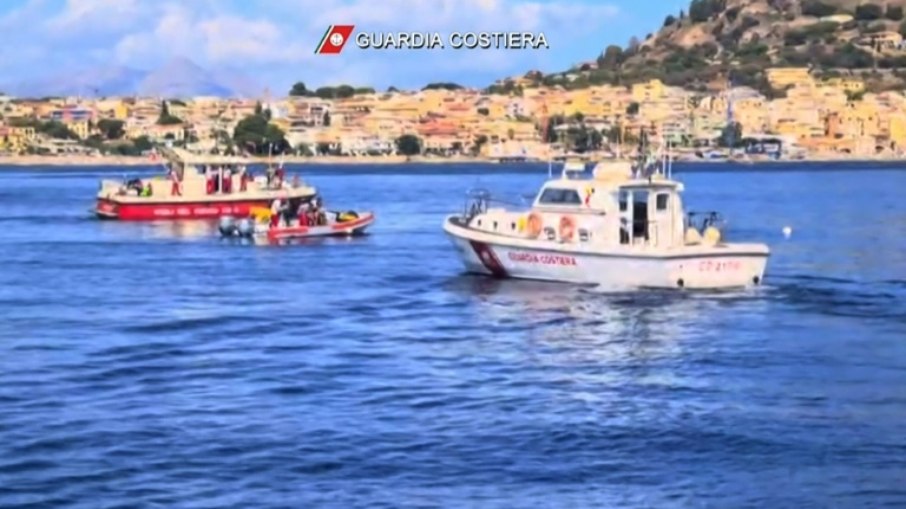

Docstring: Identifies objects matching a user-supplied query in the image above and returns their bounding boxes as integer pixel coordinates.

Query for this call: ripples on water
[0,164,905,508]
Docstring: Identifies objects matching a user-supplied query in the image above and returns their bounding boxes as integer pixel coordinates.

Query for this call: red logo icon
[315,25,356,54]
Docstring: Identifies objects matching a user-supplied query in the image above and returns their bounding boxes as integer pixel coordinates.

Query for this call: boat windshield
[537,187,582,205]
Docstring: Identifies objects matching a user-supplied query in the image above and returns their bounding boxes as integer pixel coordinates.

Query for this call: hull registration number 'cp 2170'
[698,260,742,272]
[508,252,578,266]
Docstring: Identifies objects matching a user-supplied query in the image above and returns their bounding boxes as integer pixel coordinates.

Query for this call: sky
[0,0,690,94]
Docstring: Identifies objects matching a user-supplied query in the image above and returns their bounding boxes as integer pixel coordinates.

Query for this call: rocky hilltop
[527,0,906,95]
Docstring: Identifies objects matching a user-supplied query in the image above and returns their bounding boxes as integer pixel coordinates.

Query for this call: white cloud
[0,0,621,90]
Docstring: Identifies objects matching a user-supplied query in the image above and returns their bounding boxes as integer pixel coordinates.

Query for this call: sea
[0,161,904,508]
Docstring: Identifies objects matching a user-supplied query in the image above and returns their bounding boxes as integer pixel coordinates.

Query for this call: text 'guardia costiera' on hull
[355,32,549,50]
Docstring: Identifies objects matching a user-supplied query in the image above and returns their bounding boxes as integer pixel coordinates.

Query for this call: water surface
[0,163,905,508]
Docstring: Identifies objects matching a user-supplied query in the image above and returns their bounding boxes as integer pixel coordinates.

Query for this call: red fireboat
[94,147,316,220]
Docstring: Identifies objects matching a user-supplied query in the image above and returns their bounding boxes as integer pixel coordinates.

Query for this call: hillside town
[1,66,905,163]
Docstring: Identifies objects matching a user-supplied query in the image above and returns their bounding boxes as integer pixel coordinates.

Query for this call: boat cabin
[466,159,709,250]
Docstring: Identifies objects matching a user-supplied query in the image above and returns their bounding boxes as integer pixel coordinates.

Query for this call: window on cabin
[619,191,629,212]
[538,187,583,205]
[656,193,669,211]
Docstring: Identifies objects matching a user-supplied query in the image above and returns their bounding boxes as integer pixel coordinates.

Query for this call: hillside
[526,0,906,96]
[1,58,264,99]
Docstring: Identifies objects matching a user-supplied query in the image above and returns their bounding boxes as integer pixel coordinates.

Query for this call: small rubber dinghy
[219,207,375,241]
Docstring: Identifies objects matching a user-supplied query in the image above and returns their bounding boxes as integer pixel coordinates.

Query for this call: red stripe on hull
[469,241,508,278]
[96,198,274,221]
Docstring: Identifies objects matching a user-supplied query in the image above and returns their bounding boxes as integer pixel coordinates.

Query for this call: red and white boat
[95,148,316,220]
[219,207,375,241]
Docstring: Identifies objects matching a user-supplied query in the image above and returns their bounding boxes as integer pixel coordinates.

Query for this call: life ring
[526,213,543,238]
[559,216,576,242]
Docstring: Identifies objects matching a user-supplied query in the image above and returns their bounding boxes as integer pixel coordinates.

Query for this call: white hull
[444,216,768,290]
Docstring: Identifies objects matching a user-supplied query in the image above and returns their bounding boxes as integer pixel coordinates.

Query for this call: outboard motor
[237,218,254,237]
[218,216,236,237]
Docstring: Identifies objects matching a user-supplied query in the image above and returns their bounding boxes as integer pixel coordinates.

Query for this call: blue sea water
[0,162,905,508]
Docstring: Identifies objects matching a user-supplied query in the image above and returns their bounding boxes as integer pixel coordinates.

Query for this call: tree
[387,86,399,93]
[422,82,463,91]
[887,5,904,21]
[97,119,125,140]
[598,45,623,68]
[855,3,884,21]
[472,134,489,155]
[801,1,837,17]
[323,112,331,126]
[719,121,742,148]
[477,107,490,116]
[233,113,287,155]
[626,102,640,115]
[133,136,153,152]
[395,134,422,156]
[664,15,677,27]
[157,101,182,125]
[900,19,906,37]
[289,82,311,96]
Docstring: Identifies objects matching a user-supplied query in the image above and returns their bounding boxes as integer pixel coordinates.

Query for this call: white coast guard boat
[443,153,769,290]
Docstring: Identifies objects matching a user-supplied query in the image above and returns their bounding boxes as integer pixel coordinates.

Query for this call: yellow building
[631,79,665,102]
[765,68,812,90]
[823,78,865,94]
[0,126,36,153]
[888,116,906,148]
[66,120,90,139]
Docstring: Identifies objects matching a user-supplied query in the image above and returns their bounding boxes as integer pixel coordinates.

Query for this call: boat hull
[96,197,285,221]
[444,216,768,290]
[265,213,375,241]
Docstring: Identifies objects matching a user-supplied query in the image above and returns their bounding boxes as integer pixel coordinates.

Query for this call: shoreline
[1,154,905,168]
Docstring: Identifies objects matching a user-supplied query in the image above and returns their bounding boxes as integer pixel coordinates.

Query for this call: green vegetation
[96,119,125,140]
[157,101,182,125]
[689,0,726,23]
[855,3,884,21]
[422,82,463,91]
[395,134,422,156]
[801,1,838,17]
[233,102,288,154]
[289,82,374,99]
[887,5,904,21]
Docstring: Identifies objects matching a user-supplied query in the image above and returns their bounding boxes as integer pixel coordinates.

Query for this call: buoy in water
[782,226,792,239]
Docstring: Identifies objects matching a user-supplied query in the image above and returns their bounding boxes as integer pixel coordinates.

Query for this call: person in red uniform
[222,168,232,194]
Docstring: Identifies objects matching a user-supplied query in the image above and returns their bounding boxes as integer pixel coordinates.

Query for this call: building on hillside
[765,68,812,90]
[0,125,36,153]
[856,31,904,52]
[631,79,665,102]
[822,77,865,94]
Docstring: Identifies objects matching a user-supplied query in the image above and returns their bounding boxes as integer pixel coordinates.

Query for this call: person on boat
[297,202,310,226]
[140,183,153,197]
[222,167,232,194]
[270,199,283,228]
[266,166,276,188]
[239,167,249,192]
[275,166,285,187]
[169,167,181,196]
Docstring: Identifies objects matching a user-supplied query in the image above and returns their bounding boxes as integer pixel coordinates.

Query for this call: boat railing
[686,211,725,232]
[462,188,526,220]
